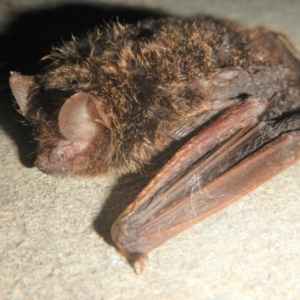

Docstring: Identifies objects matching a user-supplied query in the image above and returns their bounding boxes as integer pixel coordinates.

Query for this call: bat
[9,16,300,273]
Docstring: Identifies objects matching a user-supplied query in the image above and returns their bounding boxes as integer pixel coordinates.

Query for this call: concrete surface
[0,0,300,299]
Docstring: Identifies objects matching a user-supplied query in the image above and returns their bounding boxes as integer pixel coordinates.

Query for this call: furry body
[15,17,300,175]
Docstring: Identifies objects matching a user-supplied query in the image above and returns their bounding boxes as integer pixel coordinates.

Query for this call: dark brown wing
[111,32,300,273]
[166,65,298,141]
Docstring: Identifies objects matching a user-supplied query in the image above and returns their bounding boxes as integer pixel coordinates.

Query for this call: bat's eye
[136,28,154,42]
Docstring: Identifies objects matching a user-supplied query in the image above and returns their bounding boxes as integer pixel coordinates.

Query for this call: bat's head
[9,67,167,176]
[9,71,115,176]
[8,23,178,176]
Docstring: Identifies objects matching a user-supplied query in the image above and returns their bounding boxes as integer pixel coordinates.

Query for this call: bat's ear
[9,71,34,118]
[58,93,110,143]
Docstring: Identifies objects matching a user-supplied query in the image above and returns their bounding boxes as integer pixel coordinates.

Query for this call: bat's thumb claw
[128,252,148,274]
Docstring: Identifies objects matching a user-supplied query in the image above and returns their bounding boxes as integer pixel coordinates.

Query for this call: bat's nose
[34,160,52,174]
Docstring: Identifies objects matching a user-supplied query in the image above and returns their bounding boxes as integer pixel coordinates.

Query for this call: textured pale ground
[1,1,300,299]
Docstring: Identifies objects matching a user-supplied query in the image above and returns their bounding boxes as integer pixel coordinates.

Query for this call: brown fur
[20,17,300,176]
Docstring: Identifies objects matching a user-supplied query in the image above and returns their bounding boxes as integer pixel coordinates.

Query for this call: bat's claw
[128,252,148,274]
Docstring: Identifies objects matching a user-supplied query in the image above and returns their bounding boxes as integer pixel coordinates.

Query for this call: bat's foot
[127,252,148,274]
